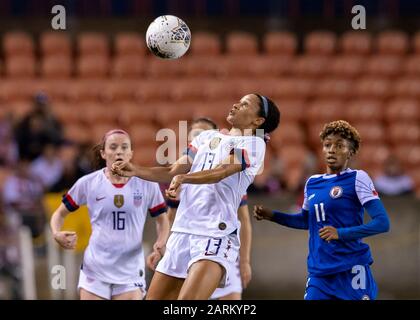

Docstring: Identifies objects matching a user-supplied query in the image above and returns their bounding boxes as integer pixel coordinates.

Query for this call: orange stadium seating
[1,29,419,193]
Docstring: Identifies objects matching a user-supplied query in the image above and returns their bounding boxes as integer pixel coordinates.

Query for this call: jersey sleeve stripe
[183,145,197,160]
[149,202,167,217]
[166,198,180,209]
[239,194,248,206]
[62,194,79,212]
[230,148,251,171]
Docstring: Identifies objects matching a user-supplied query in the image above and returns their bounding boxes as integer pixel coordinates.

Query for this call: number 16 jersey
[62,169,166,284]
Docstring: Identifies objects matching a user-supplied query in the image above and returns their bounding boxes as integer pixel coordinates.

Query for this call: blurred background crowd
[0,0,419,299]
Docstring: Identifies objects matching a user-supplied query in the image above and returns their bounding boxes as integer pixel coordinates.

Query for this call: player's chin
[226,114,234,125]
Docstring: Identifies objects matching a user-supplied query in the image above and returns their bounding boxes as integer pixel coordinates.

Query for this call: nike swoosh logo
[96,196,106,201]
[308,194,315,201]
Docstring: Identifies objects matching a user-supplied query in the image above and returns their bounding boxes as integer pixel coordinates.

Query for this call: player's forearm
[50,211,65,235]
[155,214,170,249]
[239,217,252,264]
[272,209,309,230]
[337,199,390,241]
[133,166,174,183]
[180,164,242,184]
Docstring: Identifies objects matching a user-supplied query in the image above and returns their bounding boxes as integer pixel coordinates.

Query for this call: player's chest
[195,137,239,169]
[88,185,147,211]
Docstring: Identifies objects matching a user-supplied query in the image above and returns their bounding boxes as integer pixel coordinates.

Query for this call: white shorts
[211,259,242,299]
[156,231,240,288]
[77,269,146,300]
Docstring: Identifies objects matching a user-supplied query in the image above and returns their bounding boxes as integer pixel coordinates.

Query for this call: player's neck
[326,166,348,175]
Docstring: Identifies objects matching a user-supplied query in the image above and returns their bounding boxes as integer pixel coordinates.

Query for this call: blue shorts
[304,264,377,300]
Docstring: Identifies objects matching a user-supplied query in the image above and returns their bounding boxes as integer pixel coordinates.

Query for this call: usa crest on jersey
[114,194,124,208]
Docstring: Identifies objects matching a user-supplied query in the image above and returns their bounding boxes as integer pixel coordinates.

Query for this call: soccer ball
[146,15,191,59]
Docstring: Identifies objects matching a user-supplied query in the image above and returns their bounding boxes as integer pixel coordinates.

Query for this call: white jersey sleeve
[302,179,310,211]
[230,136,266,177]
[62,176,88,212]
[355,170,380,206]
[147,182,167,217]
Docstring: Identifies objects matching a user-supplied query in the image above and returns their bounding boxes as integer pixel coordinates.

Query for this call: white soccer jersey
[172,130,265,237]
[63,169,166,284]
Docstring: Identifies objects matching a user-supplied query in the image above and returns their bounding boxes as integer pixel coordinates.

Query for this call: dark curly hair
[319,120,361,154]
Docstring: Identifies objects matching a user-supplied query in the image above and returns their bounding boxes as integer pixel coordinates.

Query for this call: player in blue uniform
[253,120,390,300]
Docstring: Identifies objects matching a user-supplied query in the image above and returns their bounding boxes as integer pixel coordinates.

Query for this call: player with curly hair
[253,120,390,300]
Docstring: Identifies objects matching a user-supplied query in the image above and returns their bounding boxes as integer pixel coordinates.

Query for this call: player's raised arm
[238,201,252,289]
[112,154,192,183]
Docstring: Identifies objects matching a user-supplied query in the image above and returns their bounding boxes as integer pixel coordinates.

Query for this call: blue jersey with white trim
[303,168,380,276]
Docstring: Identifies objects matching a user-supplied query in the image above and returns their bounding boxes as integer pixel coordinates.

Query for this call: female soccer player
[164,117,252,300]
[254,120,390,300]
[50,129,170,300]
[112,94,280,300]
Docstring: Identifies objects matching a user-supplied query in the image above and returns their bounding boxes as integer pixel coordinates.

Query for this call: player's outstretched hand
[146,251,162,271]
[54,231,77,250]
[166,175,184,200]
[319,226,339,242]
[253,205,274,221]
[111,161,136,177]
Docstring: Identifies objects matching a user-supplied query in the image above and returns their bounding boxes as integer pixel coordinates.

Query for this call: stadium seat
[270,121,306,146]
[385,99,420,123]
[40,31,72,57]
[169,79,206,102]
[101,80,139,103]
[393,145,420,169]
[328,55,364,78]
[52,102,81,124]
[306,99,346,124]
[3,31,34,57]
[376,30,409,55]
[77,32,109,57]
[116,101,156,127]
[304,31,337,55]
[81,102,120,127]
[412,31,420,55]
[114,32,146,56]
[145,57,183,78]
[225,32,258,56]
[339,31,372,55]
[388,123,420,145]
[190,101,232,127]
[262,31,297,56]
[76,55,109,78]
[89,122,125,144]
[5,56,36,78]
[129,123,162,148]
[111,55,146,78]
[183,56,221,78]
[293,55,328,77]
[365,55,402,77]
[356,144,390,170]
[268,77,314,99]
[135,80,170,102]
[203,80,240,101]
[403,55,420,76]
[154,103,193,127]
[315,78,353,98]
[353,77,390,99]
[131,145,160,166]
[345,99,383,122]
[393,76,420,98]
[272,99,305,123]
[352,122,386,144]
[40,55,73,78]
[65,80,106,102]
[0,79,36,102]
[63,123,92,144]
[190,32,222,56]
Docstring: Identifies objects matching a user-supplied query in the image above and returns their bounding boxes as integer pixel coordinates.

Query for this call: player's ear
[254,117,265,128]
[100,149,106,160]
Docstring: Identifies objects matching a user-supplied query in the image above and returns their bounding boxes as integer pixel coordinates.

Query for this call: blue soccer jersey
[302,168,380,276]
